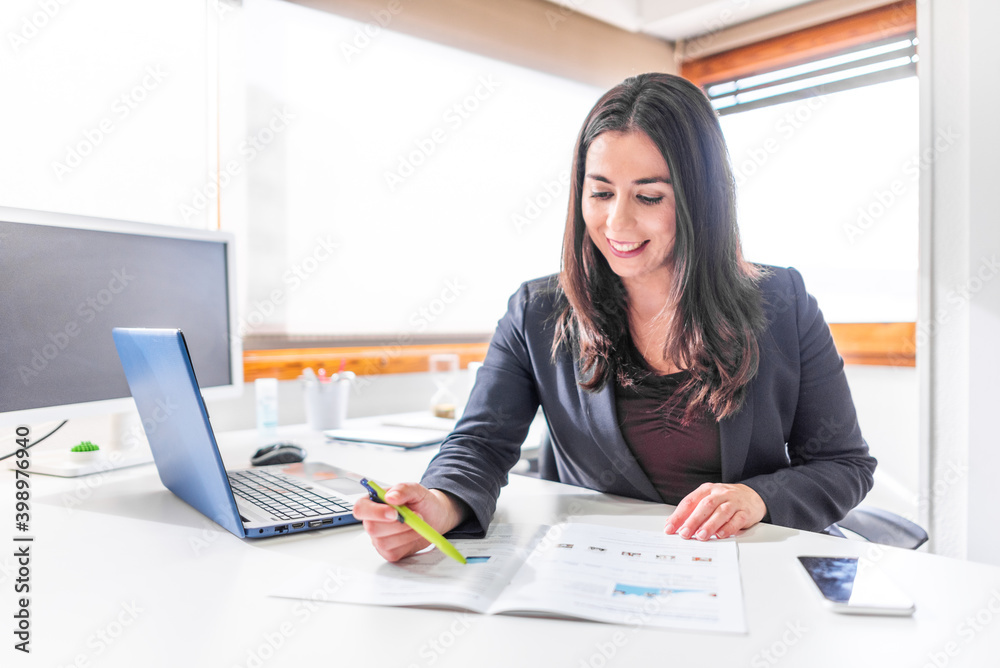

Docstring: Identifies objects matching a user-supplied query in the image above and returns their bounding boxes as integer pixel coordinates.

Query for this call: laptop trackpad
[316,477,368,495]
[274,461,367,496]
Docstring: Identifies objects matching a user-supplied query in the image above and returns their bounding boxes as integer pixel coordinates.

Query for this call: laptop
[112,327,364,539]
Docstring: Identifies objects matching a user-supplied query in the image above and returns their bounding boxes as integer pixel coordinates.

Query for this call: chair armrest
[834,506,928,550]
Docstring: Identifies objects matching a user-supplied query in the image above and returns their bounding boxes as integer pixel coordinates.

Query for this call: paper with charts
[272,522,746,633]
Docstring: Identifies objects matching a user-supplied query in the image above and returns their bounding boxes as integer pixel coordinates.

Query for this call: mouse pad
[272,461,368,496]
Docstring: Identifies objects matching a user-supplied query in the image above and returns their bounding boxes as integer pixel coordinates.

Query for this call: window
[719,75,919,324]
[707,34,917,115]
[682,0,919,363]
[240,0,602,347]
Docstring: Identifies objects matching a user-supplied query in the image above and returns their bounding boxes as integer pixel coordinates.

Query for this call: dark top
[615,372,722,505]
[421,266,877,536]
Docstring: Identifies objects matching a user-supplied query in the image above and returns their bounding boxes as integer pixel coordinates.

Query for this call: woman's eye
[589,191,612,199]
[637,195,664,205]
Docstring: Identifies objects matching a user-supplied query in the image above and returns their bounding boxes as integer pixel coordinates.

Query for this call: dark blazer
[421,267,877,535]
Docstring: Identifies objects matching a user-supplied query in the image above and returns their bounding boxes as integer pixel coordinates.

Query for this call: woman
[355,73,876,562]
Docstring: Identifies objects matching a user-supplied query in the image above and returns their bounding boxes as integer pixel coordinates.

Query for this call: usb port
[292,523,304,529]
[321,518,333,525]
[308,520,322,528]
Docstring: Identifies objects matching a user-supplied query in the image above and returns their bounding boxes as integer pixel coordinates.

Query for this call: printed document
[272,522,746,633]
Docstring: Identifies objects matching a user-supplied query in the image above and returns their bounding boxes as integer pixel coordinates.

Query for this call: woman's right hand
[352,482,465,562]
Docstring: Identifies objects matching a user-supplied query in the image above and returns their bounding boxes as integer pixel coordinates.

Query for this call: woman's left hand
[663,483,766,540]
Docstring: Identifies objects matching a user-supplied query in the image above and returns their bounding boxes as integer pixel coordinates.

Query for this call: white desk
[3,424,1000,667]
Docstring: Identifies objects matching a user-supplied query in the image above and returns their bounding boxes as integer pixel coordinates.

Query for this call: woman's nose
[605,198,634,233]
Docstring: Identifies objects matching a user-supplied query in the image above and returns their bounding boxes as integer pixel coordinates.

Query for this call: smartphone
[798,556,916,616]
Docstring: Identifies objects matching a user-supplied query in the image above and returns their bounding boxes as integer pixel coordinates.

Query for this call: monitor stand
[23,412,154,478]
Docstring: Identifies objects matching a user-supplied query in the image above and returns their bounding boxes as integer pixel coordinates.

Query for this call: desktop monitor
[0,205,242,475]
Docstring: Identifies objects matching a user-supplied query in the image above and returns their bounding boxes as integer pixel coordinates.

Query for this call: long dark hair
[554,72,766,421]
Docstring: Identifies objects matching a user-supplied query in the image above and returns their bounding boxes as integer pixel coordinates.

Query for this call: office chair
[525,427,928,550]
[826,506,929,550]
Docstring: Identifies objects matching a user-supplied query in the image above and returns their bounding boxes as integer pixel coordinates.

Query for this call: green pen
[360,478,467,564]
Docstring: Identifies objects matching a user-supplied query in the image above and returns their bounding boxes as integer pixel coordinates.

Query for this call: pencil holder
[303,376,350,431]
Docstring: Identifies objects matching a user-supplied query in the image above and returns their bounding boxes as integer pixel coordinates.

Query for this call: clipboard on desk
[324,425,450,449]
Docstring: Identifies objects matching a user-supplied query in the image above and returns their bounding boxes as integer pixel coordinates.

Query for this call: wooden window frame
[243,342,490,382]
[828,323,915,367]
[681,0,916,88]
[241,323,914,382]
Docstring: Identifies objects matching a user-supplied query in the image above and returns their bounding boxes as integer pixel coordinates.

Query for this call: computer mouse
[251,442,307,466]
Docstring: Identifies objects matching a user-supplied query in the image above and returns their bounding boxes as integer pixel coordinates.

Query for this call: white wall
[0,0,223,229]
[206,370,465,434]
[920,0,1000,565]
[845,365,919,520]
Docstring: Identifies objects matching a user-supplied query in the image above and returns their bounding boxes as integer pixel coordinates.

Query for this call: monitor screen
[0,207,241,427]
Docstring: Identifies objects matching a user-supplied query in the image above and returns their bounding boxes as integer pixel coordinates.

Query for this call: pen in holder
[301,366,354,431]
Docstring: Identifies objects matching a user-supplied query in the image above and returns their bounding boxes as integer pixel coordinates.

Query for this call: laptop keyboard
[228,468,354,521]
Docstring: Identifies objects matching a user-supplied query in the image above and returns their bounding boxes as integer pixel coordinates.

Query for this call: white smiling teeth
[609,240,643,252]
